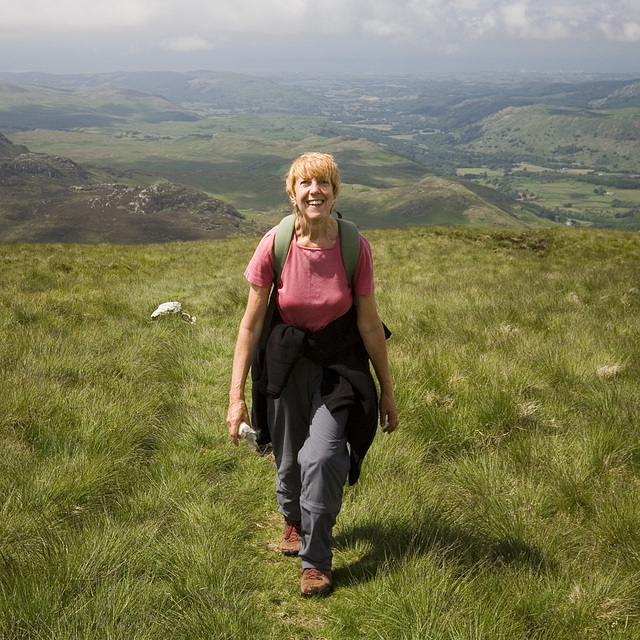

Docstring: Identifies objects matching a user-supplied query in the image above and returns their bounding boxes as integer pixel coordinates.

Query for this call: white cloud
[362,19,410,37]
[4,0,151,30]
[597,0,640,40]
[1,0,639,74]
[165,36,214,52]
[498,2,531,33]
[468,0,640,41]
[452,0,482,10]
[3,0,640,43]
[623,21,640,40]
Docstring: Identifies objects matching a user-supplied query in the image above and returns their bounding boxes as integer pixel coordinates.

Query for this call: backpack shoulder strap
[258,214,295,348]
[272,213,296,286]
[337,217,360,289]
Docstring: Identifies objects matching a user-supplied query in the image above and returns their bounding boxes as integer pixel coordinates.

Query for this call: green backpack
[259,213,361,347]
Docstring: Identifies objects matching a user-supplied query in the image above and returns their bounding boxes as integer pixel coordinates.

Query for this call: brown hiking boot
[300,568,332,597]
[279,517,301,555]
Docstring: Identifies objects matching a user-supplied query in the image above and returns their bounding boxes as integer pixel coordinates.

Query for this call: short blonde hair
[285,152,341,203]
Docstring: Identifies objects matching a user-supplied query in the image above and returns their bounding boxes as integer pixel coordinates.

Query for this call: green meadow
[505,177,640,222]
[456,169,640,228]
[2,226,640,638]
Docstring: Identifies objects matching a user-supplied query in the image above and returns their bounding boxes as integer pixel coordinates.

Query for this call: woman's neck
[295,214,338,248]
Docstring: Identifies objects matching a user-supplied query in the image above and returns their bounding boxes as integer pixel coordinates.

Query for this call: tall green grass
[1,227,639,638]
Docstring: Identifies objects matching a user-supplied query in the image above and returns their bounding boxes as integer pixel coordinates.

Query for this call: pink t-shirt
[244,225,375,332]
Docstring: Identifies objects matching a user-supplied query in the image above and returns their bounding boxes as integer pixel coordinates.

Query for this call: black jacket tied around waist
[251,305,389,485]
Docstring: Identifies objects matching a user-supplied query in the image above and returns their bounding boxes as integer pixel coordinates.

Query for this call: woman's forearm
[226,284,270,443]
[229,322,262,402]
[355,292,398,433]
[360,322,393,394]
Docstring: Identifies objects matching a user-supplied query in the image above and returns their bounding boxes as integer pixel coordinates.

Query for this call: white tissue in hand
[238,421,259,451]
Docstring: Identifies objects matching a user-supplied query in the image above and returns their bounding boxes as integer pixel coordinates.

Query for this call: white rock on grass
[597,364,620,379]
[151,301,182,318]
[151,301,196,324]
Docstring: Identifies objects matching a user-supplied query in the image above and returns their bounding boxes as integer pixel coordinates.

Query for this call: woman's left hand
[380,393,398,434]
[355,292,398,435]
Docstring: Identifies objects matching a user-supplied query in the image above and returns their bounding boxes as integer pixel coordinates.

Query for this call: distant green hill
[401,76,640,131]
[0,80,198,132]
[0,71,318,126]
[461,104,640,172]
[591,80,640,109]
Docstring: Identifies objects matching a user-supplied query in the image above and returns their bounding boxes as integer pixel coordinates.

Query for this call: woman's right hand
[226,399,249,446]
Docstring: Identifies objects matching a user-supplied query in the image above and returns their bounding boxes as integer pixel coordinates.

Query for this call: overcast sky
[1,0,639,75]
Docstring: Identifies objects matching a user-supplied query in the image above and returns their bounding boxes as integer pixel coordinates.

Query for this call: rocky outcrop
[71,181,245,231]
[0,144,259,243]
[0,152,90,184]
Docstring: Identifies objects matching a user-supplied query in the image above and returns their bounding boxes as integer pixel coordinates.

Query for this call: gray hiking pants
[268,358,350,570]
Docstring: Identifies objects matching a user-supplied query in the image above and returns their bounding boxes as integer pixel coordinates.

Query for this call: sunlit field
[1,226,640,638]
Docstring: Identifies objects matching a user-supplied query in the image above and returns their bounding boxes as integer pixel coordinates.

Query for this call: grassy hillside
[0,81,198,131]
[0,132,27,156]
[2,227,640,638]
[461,104,640,172]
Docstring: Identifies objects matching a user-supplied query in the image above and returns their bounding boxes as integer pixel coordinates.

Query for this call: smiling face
[285,152,341,222]
[292,176,335,222]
